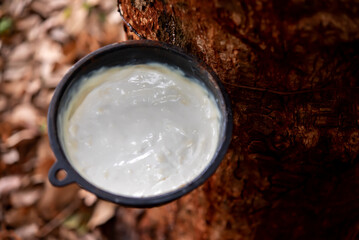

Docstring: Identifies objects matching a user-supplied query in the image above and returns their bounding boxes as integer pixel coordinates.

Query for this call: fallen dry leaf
[8,42,34,63]
[6,103,39,128]
[26,78,41,96]
[0,229,22,240]
[37,179,79,220]
[78,189,97,207]
[0,81,27,100]
[76,31,101,54]
[4,207,41,228]
[4,207,36,228]
[5,128,39,148]
[2,148,20,165]
[80,232,102,240]
[15,223,39,239]
[44,64,70,88]
[33,89,54,110]
[0,94,9,112]
[64,0,88,36]
[3,64,32,82]
[39,62,54,83]
[30,0,55,18]
[35,38,63,64]
[37,196,80,237]
[4,208,27,227]
[98,0,114,11]
[4,0,31,18]
[0,121,14,145]
[50,27,70,43]
[61,40,79,64]
[39,15,66,37]
[16,14,42,31]
[103,19,127,44]
[31,0,69,18]
[87,200,117,229]
[48,0,70,10]
[107,9,122,25]
[58,227,79,240]
[0,175,22,196]
[10,188,42,208]
[32,135,55,184]
[87,0,100,7]
[26,22,45,41]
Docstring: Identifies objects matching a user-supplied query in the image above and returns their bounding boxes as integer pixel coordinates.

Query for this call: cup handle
[48,161,75,187]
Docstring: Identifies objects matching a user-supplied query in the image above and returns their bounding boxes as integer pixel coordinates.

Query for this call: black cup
[47,40,233,207]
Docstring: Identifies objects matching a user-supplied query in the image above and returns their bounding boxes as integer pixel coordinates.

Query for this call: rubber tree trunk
[114,1,359,239]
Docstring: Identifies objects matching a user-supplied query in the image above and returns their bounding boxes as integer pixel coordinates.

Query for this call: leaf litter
[0,0,127,239]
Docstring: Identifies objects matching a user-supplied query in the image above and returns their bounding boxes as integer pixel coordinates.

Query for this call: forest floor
[0,0,132,239]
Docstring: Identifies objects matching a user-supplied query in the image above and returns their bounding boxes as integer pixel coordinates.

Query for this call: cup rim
[47,40,233,207]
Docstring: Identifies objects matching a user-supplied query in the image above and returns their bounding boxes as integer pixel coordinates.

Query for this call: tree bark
[113,1,359,239]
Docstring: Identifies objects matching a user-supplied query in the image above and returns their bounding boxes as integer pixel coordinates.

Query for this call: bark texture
[114,1,359,239]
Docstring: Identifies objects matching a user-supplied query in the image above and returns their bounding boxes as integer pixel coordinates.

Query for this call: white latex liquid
[62,64,221,197]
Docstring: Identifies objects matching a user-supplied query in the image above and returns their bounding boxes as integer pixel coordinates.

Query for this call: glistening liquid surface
[62,64,221,197]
